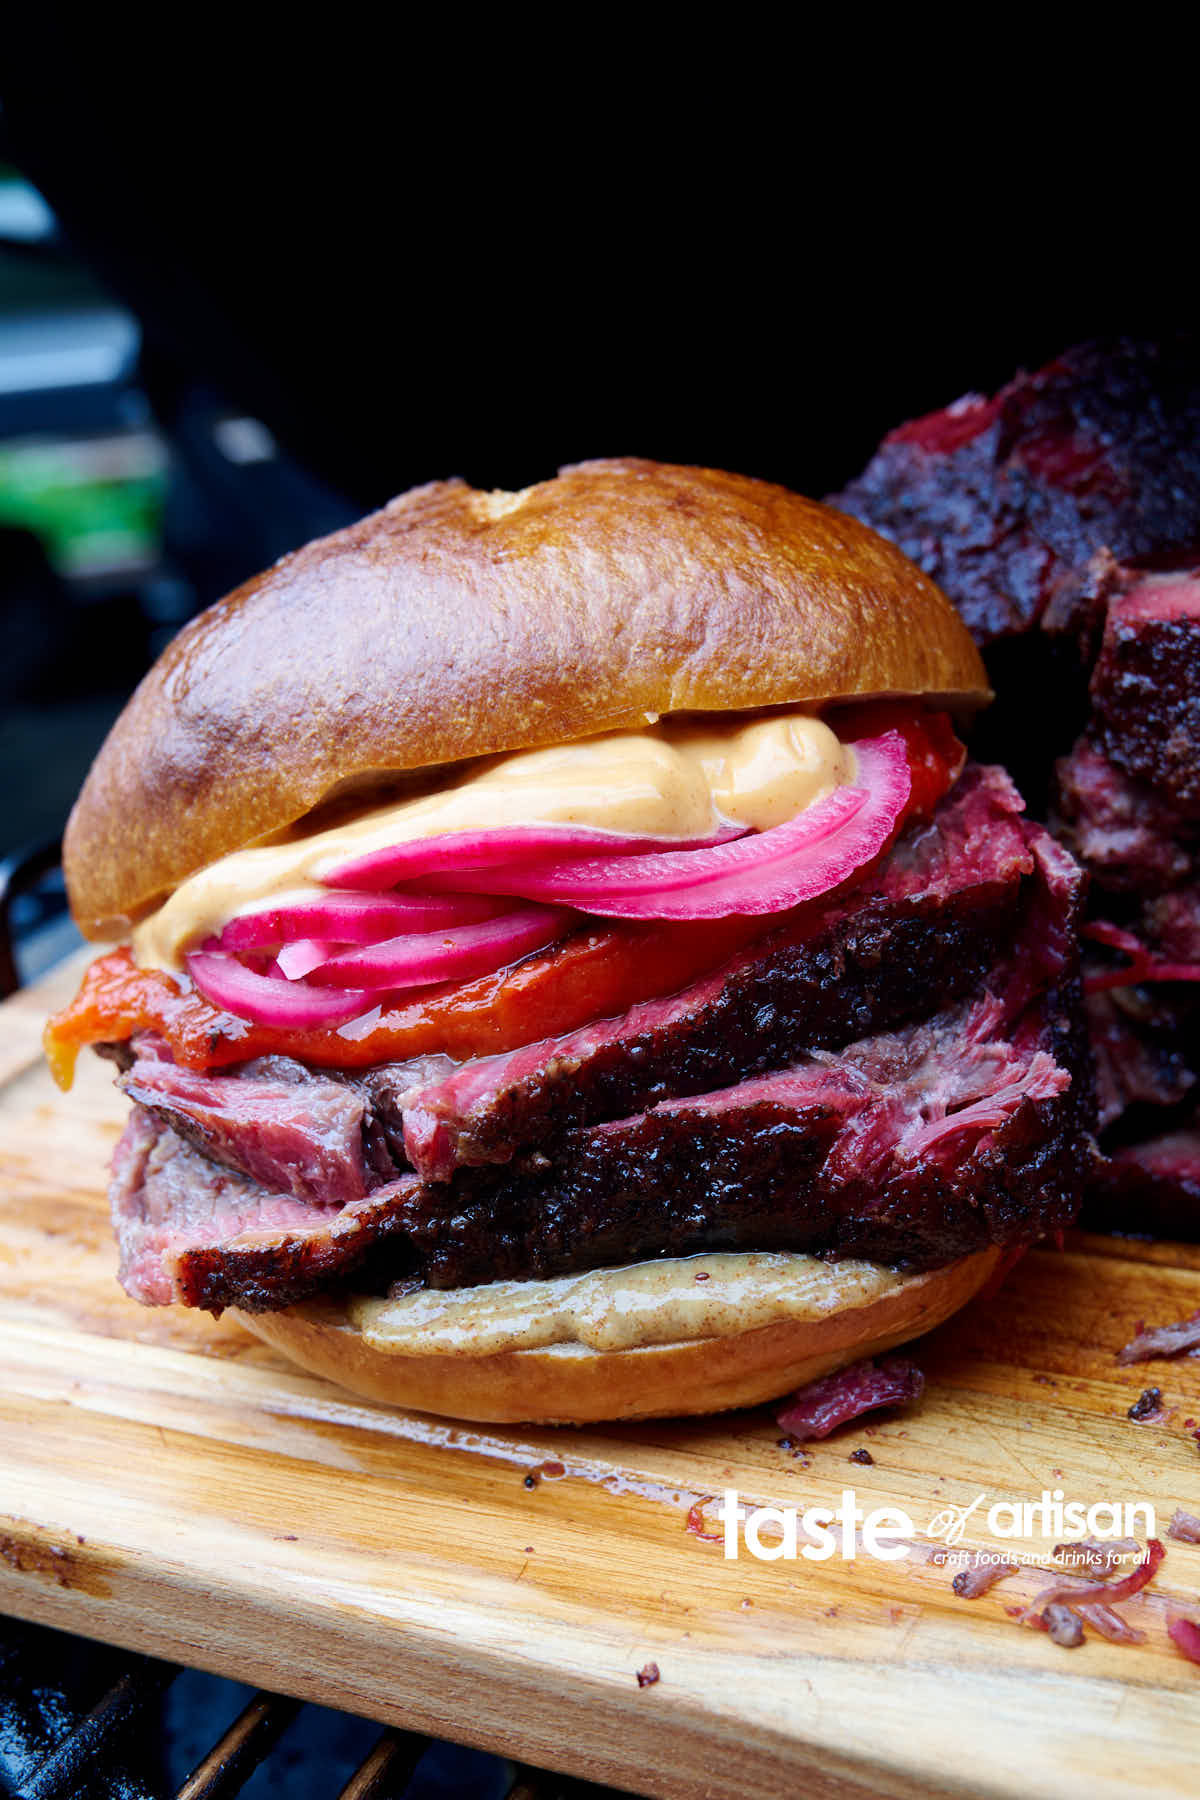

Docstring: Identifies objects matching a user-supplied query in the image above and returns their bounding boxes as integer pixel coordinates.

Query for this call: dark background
[0,45,1188,877]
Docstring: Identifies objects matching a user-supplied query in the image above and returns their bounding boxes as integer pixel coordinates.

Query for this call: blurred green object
[0,430,166,577]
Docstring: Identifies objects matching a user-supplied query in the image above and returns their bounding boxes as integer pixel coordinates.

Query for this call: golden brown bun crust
[65,458,988,937]
[237,1248,1001,1424]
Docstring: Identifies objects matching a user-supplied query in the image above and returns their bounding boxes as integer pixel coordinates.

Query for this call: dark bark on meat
[402,767,1040,1181]
[121,946,1090,1312]
[1089,573,1200,814]
[397,1090,845,1289]
[828,337,1200,647]
[108,1106,417,1309]
[1084,992,1198,1133]
[404,887,1018,1184]
[170,1177,419,1313]
[395,980,1091,1288]
[1084,1129,1200,1240]
[1141,889,1200,965]
[1054,739,1200,896]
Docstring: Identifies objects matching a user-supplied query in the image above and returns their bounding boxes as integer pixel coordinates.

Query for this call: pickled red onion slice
[305,905,573,991]
[406,734,910,919]
[275,938,342,980]
[187,951,374,1029]
[323,823,745,890]
[218,891,509,952]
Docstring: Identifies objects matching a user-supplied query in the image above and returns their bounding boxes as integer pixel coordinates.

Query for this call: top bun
[65,458,988,937]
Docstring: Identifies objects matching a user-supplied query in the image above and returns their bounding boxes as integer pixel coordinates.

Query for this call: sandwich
[45,458,1093,1422]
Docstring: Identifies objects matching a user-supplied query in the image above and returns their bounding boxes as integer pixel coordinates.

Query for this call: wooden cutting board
[4,955,1200,1800]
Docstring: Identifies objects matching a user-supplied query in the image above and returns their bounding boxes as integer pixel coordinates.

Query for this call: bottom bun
[237,1246,1002,1424]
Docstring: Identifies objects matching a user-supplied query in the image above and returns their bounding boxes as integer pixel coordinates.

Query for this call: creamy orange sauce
[349,1250,904,1355]
[133,709,852,971]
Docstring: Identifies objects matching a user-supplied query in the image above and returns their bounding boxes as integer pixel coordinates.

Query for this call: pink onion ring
[218,891,511,952]
[409,734,910,919]
[304,905,574,990]
[187,951,374,1029]
[322,823,745,890]
[275,938,343,981]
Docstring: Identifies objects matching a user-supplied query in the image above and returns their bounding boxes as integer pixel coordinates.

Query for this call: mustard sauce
[349,1250,905,1355]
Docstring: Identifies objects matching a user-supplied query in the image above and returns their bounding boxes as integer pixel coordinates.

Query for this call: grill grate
[171,1692,305,1800]
[0,1616,632,1799]
[19,1651,177,1799]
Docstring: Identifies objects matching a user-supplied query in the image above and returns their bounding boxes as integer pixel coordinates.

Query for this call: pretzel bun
[237,1248,1002,1425]
[64,457,987,937]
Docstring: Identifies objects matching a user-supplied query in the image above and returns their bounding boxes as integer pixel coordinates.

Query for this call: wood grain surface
[3,953,1200,1799]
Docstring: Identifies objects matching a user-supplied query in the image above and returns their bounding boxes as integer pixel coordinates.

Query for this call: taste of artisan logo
[715,1488,1157,1562]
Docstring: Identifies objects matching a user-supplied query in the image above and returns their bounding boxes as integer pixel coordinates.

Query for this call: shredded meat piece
[1075,1604,1146,1645]
[1053,1537,1141,1576]
[1118,1313,1200,1365]
[1020,1539,1164,1620]
[950,1552,1016,1598]
[1041,1604,1085,1647]
[1168,1510,1200,1545]
[1168,1616,1200,1664]
[774,1358,924,1442]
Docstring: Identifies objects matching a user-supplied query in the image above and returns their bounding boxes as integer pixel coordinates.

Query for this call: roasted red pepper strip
[831,700,966,820]
[45,706,962,1084]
